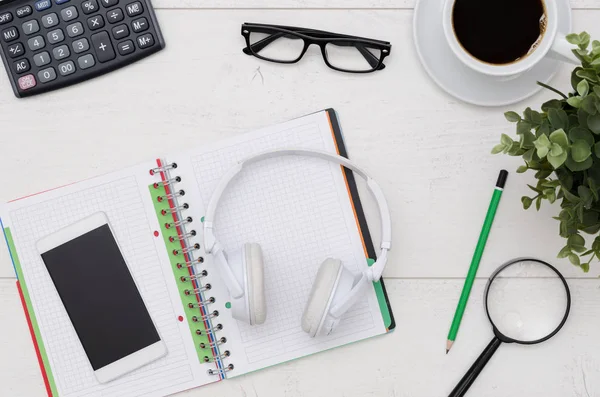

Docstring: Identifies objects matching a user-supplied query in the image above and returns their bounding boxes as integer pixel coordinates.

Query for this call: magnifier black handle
[448,337,502,397]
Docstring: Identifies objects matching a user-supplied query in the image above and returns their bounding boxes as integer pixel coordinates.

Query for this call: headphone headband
[204,148,392,284]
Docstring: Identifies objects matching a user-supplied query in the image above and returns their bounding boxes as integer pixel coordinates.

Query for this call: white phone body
[37,212,167,383]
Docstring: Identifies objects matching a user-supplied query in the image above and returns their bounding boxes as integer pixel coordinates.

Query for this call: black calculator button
[47,29,64,44]
[117,39,133,55]
[56,0,71,4]
[2,27,19,42]
[16,6,33,19]
[82,0,99,15]
[136,33,153,49]
[41,13,59,28]
[107,8,124,24]
[0,12,13,25]
[33,50,51,66]
[112,24,128,39]
[100,0,119,8]
[13,59,30,74]
[66,22,84,37]
[17,74,36,90]
[78,54,95,69]
[72,37,89,53]
[91,31,115,62]
[34,0,52,12]
[27,35,45,50]
[125,2,142,17]
[87,15,105,30]
[22,20,40,35]
[60,6,78,22]
[57,60,75,76]
[131,17,147,33]
[38,67,56,83]
[7,42,25,58]
[52,44,70,60]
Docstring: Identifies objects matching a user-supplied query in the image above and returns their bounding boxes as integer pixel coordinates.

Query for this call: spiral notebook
[0,109,394,397]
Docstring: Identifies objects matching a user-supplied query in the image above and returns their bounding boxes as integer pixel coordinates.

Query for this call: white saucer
[413,0,572,106]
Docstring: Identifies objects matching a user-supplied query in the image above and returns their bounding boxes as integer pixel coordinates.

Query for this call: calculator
[0,0,164,98]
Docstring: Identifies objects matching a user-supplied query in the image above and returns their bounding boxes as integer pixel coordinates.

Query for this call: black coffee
[452,0,546,65]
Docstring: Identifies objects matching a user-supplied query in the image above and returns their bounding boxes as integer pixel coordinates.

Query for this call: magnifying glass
[448,258,571,397]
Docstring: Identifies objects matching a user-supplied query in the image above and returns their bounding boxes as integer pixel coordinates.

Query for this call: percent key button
[91,31,115,62]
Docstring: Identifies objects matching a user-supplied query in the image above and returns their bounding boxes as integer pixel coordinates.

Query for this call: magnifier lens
[486,259,569,342]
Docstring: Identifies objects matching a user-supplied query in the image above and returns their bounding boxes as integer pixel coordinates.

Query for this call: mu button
[91,31,115,62]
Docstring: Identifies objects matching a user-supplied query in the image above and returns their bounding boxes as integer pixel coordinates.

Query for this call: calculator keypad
[0,0,164,97]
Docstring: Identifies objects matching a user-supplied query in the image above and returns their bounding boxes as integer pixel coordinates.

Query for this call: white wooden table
[1,1,599,396]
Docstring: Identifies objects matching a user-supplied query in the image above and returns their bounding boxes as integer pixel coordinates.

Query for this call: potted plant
[492,32,600,272]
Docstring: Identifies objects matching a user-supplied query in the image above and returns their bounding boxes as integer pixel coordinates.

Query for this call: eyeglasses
[241,23,392,73]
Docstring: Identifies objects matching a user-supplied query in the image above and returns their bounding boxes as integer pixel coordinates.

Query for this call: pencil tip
[446,340,454,354]
[446,349,449,354]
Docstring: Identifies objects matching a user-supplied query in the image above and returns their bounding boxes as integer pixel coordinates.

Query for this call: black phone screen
[41,224,160,370]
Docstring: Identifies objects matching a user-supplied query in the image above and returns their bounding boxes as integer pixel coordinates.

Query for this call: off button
[0,12,13,25]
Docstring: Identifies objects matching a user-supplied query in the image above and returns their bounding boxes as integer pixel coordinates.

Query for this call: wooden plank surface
[151,0,600,10]
[0,278,597,397]
[1,9,600,279]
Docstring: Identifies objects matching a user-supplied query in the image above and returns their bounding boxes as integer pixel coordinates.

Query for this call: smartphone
[37,212,167,383]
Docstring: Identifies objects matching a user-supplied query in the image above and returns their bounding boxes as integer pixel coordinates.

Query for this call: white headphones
[204,149,392,337]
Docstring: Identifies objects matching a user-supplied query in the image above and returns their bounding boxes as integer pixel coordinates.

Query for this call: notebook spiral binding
[151,160,234,378]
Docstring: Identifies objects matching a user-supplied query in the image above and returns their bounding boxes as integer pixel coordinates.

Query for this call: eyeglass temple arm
[243,32,288,55]
[243,32,385,69]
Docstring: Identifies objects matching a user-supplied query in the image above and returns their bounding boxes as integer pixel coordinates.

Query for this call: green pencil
[446,170,508,354]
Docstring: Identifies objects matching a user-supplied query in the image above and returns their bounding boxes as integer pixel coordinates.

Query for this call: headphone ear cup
[301,258,342,337]
[244,243,266,325]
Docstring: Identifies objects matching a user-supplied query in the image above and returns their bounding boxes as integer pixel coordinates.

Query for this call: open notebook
[0,109,395,397]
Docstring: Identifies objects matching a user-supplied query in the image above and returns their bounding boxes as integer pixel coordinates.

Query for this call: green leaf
[501,133,513,146]
[579,185,593,209]
[580,32,591,48]
[558,246,572,258]
[567,33,581,45]
[594,142,600,158]
[548,109,569,130]
[516,165,528,173]
[534,134,551,158]
[568,253,581,266]
[591,57,600,66]
[491,144,505,154]
[588,113,600,134]
[572,67,584,92]
[548,150,568,169]
[594,86,600,97]
[576,69,598,82]
[521,196,533,210]
[569,127,595,146]
[582,95,598,115]
[523,148,535,163]
[579,109,590,128]
[516,121,532,135]
[556,168,574,190]
[549,128,569,148]
[535,169,552,179]
[567,96,583,108]
[581,262,590,272]
[563,188,581,203]
[566,154,594,171]
[504,111,521,122]
[535,196,542,211]
[571,140,592,162]
[578,79,590,96]
[542,99,563,112]
[550,142,564,156]
[520,130,536,149]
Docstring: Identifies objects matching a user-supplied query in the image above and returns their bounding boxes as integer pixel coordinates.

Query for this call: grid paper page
[4,173,200,397]
[173,111,387,375]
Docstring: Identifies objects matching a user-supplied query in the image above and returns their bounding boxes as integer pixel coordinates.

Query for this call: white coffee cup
[442,0,579,77]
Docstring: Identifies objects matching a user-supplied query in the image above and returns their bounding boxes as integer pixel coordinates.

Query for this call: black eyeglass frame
[241,23,392,73]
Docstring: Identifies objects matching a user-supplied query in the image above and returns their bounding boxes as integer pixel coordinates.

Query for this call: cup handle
[547,33,580,65]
